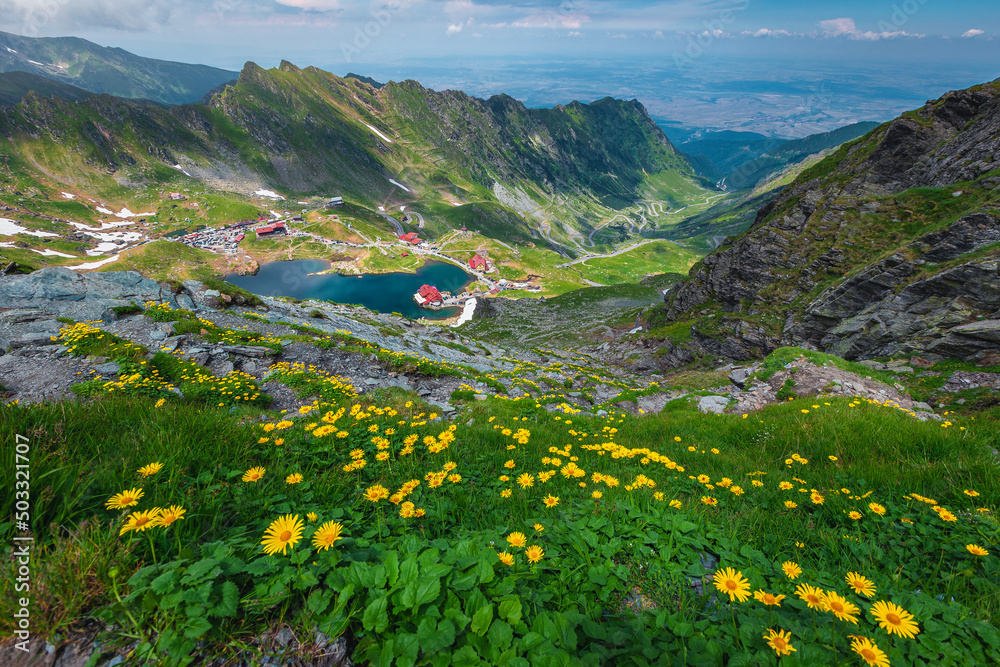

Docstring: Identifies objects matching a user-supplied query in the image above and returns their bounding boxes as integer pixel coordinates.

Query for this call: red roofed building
[415,284,444,306]
[469,254,487,270]
[398,232,423,245]
[255,222,286,236]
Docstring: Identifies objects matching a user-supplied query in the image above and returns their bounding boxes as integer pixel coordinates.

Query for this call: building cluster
[177,218,266,253]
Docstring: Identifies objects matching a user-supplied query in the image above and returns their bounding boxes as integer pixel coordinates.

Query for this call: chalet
[414,284,444,307]
[398,232,422,245]
[235,233,245,243]
[255,222,287,237]
[469,254,487,270]
[168,192,186,201]
[326,196,344,208]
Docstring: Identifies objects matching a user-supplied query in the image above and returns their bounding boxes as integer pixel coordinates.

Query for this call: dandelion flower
[845,572,876,597]
[824,591,860,624]
[713,567,751,603]
[849,510,863,520]
[592,490,603,499]
[543,495,559,508]
[785,500,798,509]
[243,467,266,483]
[157,505,186,528]
[312,521,344,551]
[306,512,318,522]
[533,523,544,532]
[937,509,957,522]
[501,489,512,498]
[517,473,535,489]
[753,590,785,607]
[669,499,682,509]
[506,532,527,548]
[497,551,515,566]
[261,514,304,555]
[120,508,163,535]
[525,545,544,563]
[795,583,827,611]
[850,636,890,667]
[763,629,796,657]
[870,600,919,638]
[967,544,990,556]
[701,496,718,506]
[106,487,144,510]
[868,502,886,515]
[964,489,980,497]
[137,462,163,478]
[779,482,794,491]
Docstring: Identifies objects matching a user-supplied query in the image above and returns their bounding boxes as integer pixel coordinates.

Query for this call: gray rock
[912,401,934,411]
[0,309,52,324]
[176,294,196,311]
[93,362,121,376]
[728,368,752,387]
[474,394,488,400]
[203,289,221,298]
[596,409,609,417]
[160,336,184,352]
[223,345,276,358]
[149,330,167,340]
[364,378,379,385]
[9,332,58,349]
[697,395,730,414]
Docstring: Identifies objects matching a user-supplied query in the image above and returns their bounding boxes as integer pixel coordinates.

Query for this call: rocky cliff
[659,78,1000,363]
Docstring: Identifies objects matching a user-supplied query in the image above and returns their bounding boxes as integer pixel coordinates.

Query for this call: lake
[225,259,472,320]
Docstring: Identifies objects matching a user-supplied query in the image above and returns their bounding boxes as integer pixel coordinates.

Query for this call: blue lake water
[225,259,472,320]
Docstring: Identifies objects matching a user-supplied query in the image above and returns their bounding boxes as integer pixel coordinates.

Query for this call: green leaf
[400,556,419,585]
[306,589,331,615]
[487,620,514,650]
[415,575,442,607]
[384,551,400,587]
[471,604,494,636]
[211,581,239,618]
[498,597,523,625]
[183,616,213,639]
[362,595,388,633]
[418,617,457,653]
[150,570,179,594]
[520,631,546,651]
[451,645,480,666]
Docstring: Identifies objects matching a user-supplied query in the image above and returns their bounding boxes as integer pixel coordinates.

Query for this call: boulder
[697,395,729,414]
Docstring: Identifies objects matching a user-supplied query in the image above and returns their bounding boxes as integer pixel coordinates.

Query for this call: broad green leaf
[471,604,494,636]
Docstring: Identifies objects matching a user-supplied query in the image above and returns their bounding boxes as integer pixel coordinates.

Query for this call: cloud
[274,0,341,10]
[0,0,177,33]
[819,16,923,40]
[446,23,463,35]
[819,17,856,36]
[746,28,793,38]
[962,29,985,38]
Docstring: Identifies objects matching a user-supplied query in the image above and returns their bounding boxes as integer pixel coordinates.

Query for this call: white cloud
[820,17,856,36]
[962,29,985,38]
[446,23,463,35]
[274,0,341,10]
[0,0,176,32]
[746,28,793,38]
[819,16,923,40]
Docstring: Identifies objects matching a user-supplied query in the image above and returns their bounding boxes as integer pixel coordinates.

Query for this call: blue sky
[1,0,997,135]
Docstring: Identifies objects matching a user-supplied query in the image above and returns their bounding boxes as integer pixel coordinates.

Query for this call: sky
[1,0,998,136]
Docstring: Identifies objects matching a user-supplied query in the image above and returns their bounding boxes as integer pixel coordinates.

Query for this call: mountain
[682,123,881,190]
[0,30,238,105]
[0,60,704,248]
[654,78,1000,364]
[0,70,94,106]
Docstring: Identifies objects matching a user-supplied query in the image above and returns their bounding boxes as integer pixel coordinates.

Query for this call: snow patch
[0,218,59,238]
[364,123,393,143]
[32,249,78,258]
[68,220,136,232]
[27,59,44,66]
[388,179,411,193]
[0,241,15,248]
[116,207,154,218]
[96,206,115,216]
[172,164,193,177]
[452,298,477,328]
[61,192,76,199]
[4,47,16,54]
[68,255,120,271]
[255,189,286,200]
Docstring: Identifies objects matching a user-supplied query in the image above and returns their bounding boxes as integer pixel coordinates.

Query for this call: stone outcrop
[659,79,1000,364]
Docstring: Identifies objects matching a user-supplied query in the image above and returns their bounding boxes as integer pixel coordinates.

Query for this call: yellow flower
[506,532,527,548]
[966,544,990,556]
[154,398,166,408]
[823,591,860,624]
[753,590,785,607]
[157,505,186,528]
[937,509,957,522]
[669,499,682,509]
[312,521,344,551]
[701,496,718,506]
[870,600,920,638]
[868,502,886,515]
[964,489,980,497]
[274,438,284,446]
[504,459,516,469]
[779,481,793,490]
[501,489,512,498]
[533,523,544,532]
[120,508,163,535]
[784,500,798,509]
[261,514,304,555]
[848,510,863,520]
[306,512,318,522]
[525,545,544,563]
[517,473,535,489]
[794,583,826,610]
[810,491,825,505]
[497,551,515,566]
[243,467,266,483]
[591,490,603,499]
[713,567,751,603]
[850,636,890,667]
[106,487,144,510]
[448,474,462,484]
[845,572,876,597]
[362,484,389,502]
[543,494,559,508]
[285,473,304,484]
[763,628,796,657]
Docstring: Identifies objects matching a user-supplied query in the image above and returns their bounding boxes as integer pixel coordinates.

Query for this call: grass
[0,373,996,664]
